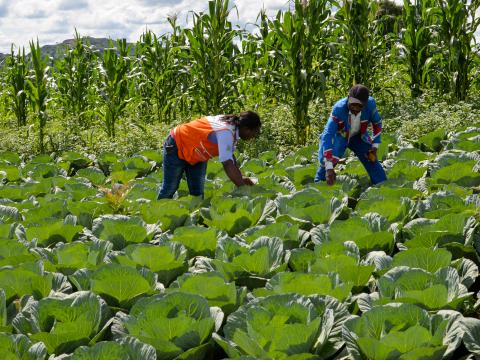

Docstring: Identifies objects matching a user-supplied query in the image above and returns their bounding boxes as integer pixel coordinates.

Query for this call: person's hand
[367,147,377,162]
[243,177,255,186]
[326,169,336,186]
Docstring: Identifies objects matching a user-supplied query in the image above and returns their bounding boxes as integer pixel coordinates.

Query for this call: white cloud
[0,0,294,53]
[57,0,89,11]
[24,9,49,19]
[234,0,287,23]
[0,0,476,54]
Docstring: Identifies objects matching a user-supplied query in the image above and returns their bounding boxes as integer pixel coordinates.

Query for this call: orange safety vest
[172,117,236,165]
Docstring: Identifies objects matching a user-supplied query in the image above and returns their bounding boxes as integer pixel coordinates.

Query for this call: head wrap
[348,84,369,106]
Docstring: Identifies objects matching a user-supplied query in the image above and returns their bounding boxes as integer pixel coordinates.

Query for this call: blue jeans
[157,135,207,199]
[315,135,387,185]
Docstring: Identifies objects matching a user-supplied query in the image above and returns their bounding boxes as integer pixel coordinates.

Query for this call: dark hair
[221,111,261,129]
[349,84,370,105]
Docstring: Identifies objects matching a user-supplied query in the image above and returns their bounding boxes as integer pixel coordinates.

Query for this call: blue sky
[0,0,289,53]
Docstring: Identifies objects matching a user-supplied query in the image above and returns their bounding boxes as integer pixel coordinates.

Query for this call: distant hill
[0,51,10,64]
[0,37,133,64]
[40,37,113,58]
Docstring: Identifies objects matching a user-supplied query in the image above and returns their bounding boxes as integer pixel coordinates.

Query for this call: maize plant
[5,46,28,127]
[335,0,384,90]
[434,0,480,101]
[184,0,241,114]
[236,9,281,105]
[472,43,480,92]
[97,39,133,138]
[54,30,98,127]
[134,31,158,123]
[370,1,403,97]
[236,30,262,105]
[400,0,437,98]
[26,40,50,153]
[270,0,333,145]
[375,0,404,36]
[135,17,188,124]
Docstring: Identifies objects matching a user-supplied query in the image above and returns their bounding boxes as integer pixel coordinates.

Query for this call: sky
[0,0,290,53]
[0,0,477,54]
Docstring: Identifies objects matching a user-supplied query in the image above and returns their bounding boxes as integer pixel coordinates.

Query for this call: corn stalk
[135,17,187,124]
[97,39,133,138]
[5,46,29,127]
[370,1,403,97]
[270,0,333,145]
[335,0,383,89]
[134,31,158,123]
[54,30,98,127]
[184,0,241,114]
[256,9,288,103]
[26,40,50,153]
[235,9,284,105]
[400,0,437,97]
[434,0,480,101]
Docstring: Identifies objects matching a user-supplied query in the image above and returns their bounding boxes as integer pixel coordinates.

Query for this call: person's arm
[370,98,382,149]
[364,99,382,162]
[322,110,341,185]
[222,159,252,186]
[322,112,341,169]
[216,130,253,187]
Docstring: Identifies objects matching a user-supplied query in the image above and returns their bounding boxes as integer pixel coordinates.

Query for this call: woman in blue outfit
[315,84,387,185]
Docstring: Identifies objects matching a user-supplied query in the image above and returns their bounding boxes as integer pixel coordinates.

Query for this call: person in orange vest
[158,111,262,199]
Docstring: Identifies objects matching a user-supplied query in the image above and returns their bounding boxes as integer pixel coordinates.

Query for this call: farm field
[0,0,479,358]
[0,125,479,359]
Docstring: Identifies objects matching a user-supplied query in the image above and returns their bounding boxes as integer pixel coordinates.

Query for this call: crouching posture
[158,111,261,199]
[315,84,387,185]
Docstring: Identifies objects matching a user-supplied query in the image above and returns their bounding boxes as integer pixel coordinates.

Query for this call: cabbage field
[0,126,479,360]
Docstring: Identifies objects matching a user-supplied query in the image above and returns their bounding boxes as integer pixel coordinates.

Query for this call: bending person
[158,111,261,199]
[315,84,387,185]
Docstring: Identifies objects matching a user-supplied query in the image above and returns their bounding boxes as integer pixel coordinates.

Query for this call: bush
[0,96,479,160]
[0,115,171,159]
[238,100,328,158]
[383,97,480,141]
